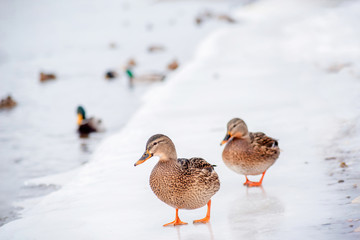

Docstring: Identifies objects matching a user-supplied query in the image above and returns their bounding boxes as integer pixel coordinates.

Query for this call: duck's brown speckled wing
[177,157,215,173]
[250,132,279,152]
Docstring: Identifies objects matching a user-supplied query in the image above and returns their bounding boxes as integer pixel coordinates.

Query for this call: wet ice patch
[228,188,284,238]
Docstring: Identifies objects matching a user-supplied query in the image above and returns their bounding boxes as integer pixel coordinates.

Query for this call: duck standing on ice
[134,134,220,226]
[220,118,280,187]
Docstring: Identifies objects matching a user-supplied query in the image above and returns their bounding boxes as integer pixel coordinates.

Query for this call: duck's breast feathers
[177,157,215,173]
[250,132,279,149]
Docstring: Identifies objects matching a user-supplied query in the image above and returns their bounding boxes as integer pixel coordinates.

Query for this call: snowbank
[1,0,360,239]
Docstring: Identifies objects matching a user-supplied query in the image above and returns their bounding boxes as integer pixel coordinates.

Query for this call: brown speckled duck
[134,134,220,226]
[220,118,280,187]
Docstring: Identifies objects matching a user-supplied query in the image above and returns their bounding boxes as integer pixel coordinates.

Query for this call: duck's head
[134,134,177,166]
[220,118,249,146]
[77,106,86,125]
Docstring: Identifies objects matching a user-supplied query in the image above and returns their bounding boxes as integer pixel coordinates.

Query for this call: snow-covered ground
[1,0,360,239]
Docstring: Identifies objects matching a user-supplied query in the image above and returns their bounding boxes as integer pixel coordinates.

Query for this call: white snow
[1,0,360,239]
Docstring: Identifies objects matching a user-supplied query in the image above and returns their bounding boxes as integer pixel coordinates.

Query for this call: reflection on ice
[173,223,215,240]
[228,187,284,239]
[80,143,90,153]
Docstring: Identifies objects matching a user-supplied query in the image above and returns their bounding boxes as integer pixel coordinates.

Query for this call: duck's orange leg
[244,171,266,187]
[243,176,251,186]
[193,200,211,224]
[163,209,188,227]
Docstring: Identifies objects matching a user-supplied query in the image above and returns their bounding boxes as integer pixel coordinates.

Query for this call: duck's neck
[159,153,177,162]
[157,140,177,161]
[233,133,251,143]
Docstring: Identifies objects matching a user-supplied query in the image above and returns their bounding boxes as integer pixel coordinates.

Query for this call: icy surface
[1,0,360,239]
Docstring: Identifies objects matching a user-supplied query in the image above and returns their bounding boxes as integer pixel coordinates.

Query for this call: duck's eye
[232,124,236,129]
[153,142,157,146]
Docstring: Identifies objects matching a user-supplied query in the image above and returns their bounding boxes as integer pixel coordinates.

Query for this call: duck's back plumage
[150,157,220,210]
[177,157,216,173]
[78,118,102,135]
[249,132,279,153]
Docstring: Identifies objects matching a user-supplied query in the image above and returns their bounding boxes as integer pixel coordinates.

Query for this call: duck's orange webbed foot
[193,200,211,224]
[163,219,188,227]
[163,209,188,227]
[243,171,266,187]
[246,181,262,187]
[193,216,210,224]
[243,177,251,186]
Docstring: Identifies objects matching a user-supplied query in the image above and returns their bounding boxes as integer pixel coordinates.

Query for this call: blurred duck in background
[76,106,104,136]
[39,72,56,82]
[0,95,17,109]
[105,71,118,80]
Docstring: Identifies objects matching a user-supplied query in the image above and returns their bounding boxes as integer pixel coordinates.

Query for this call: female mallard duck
[134,134,220,226]
[220,118,280,187]
[76,106,103,135]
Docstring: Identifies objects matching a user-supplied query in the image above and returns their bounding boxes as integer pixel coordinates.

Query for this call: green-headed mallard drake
[220,118,280,187]
[76,106,103,135]
[134,134,220,226]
